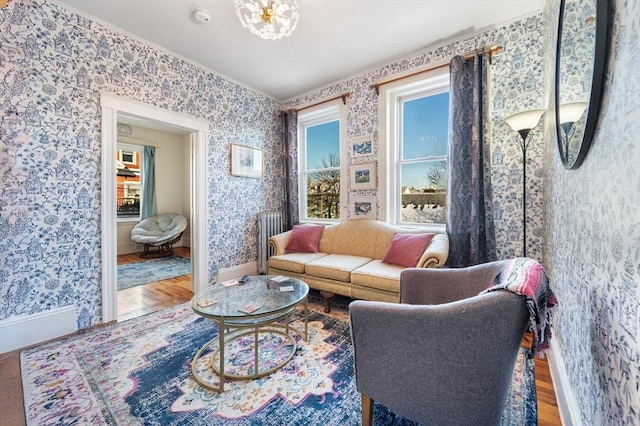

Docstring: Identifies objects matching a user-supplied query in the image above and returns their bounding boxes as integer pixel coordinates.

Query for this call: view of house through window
[400,91,449,224]
[298,105,342,221]
[382,69,450,226]
[116,144,142,219]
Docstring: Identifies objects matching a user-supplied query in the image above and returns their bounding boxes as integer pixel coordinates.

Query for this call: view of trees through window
[304,120,340,219]
[400,91,449,224]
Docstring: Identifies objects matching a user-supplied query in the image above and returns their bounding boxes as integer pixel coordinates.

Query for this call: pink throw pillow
[382,233,435,268]
[285,224,325,253]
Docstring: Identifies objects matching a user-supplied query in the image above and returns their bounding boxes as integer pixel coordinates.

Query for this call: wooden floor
[0,250,561,425]
[117,246,193,322]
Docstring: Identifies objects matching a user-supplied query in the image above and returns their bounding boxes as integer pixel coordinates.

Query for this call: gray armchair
[349,260,531,426]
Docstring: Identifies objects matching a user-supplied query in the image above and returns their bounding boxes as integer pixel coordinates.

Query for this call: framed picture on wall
[350,162,376,190]
[230,143,263,178]
[351,196,376,219]
[351,135,373,158]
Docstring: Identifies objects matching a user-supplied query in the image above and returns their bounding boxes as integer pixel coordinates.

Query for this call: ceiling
[55,0,544,101]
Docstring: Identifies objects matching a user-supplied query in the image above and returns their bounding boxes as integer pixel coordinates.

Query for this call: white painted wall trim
[100,92,209,322]
[0,306,77,353]
[548,338,583,426]
[218,261,258,283]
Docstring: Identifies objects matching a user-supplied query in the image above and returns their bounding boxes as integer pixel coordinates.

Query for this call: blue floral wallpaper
[543,0,640,424]
[283,14,547,262]
[0,0,284,326]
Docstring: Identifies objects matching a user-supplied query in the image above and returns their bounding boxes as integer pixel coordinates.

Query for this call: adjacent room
[1,0,638,425]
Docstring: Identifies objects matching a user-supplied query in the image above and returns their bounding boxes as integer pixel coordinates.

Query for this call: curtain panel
[282,110,299,229]
[141,145,157,220]
[446,53,497,267]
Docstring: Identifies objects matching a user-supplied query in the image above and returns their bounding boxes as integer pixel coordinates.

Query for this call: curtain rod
[370,44,503,95]
[293,92,350,113]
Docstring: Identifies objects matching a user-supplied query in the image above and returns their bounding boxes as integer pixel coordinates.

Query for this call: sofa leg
[319,291,334,313]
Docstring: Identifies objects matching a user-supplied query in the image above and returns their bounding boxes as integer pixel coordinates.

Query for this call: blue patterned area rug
[117,255,191,290]
[20,300,536,425]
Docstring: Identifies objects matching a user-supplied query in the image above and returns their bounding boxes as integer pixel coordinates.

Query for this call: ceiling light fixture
[234,0,299,40]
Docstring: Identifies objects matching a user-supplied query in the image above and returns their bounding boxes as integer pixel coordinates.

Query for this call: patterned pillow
[285,224,325,253]
[382,233,435,267]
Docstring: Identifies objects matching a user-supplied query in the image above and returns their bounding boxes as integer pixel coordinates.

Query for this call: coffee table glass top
[192,275,308,320]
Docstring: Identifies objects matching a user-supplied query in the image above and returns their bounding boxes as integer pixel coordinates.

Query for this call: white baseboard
[218,261,258,283]
[548,339,582,426]
[0,305,77,354]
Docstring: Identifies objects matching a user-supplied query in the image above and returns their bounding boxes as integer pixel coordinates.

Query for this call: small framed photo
[230,143,263,178]
[351,135,372,158]
[350,162,376,190]
[351,196,376,219]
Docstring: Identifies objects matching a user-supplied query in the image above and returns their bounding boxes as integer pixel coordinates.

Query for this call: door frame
[100,93,209,323]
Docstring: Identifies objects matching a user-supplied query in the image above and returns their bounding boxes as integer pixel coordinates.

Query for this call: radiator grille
[257,211,285,274]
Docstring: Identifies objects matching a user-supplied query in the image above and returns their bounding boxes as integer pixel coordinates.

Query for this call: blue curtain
[446,53,496,267]
[282,110,298,229]
[141,146,157,220]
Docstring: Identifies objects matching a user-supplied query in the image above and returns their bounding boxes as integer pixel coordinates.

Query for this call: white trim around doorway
[100,93,209,324]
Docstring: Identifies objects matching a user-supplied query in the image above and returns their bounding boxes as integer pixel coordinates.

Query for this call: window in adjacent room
[116,143,142,219]
[298,102,345,222]
[380,67,450,227]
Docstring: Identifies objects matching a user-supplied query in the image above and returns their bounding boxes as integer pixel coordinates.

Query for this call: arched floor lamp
[504,109,545,257]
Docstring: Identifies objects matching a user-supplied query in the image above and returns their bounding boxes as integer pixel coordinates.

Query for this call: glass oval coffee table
[191,275,309,392]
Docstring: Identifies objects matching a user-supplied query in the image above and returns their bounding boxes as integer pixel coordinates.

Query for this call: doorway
[100,93,209,324]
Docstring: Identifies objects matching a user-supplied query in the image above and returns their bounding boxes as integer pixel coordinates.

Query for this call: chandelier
[234,0,300,40]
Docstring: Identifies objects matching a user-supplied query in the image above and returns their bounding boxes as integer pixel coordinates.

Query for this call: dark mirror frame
[555,0,608,169]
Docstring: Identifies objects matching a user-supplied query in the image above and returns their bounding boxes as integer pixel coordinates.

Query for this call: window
[120,150,135,164]
[116,144,142,219]
[298,103,345,222]
[380,68,450,226]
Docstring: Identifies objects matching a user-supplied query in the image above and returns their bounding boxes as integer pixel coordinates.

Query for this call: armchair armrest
[268,230,292,256]
[416,233,449,268]
[399,260,507,305]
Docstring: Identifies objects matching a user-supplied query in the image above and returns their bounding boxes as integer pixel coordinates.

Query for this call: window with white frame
[298,102,345,222]
[380,68,450,226]
[116,143,142,219]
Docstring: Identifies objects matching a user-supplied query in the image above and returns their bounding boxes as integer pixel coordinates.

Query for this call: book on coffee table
[221,279,239,287]
[238,304,260,314]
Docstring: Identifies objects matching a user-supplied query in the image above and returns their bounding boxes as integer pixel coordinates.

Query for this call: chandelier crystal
[234,0,300,40]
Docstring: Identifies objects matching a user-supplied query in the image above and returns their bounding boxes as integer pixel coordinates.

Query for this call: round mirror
[555,0,608,169]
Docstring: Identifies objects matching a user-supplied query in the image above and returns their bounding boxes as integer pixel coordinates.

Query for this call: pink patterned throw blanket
[484,258,557,357]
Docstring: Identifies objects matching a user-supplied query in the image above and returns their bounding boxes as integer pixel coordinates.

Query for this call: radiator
[257,211,285,274]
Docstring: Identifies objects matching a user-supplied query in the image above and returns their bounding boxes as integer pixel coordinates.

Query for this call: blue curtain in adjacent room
[446,53,496,267]
[282,110,299,229]
[141,146,157,220]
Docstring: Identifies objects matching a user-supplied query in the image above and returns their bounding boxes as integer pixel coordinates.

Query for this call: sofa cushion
[268,252,328,274]
[382,233,435,267]
[306,254,372,282]
[286,224,325,253]
[351,260,404,292]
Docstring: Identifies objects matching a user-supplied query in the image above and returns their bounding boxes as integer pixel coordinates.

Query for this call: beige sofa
[267,219,449,311]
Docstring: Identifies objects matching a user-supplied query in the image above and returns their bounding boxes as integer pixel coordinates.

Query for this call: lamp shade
[503,109,546,133]
[558,101,588,124]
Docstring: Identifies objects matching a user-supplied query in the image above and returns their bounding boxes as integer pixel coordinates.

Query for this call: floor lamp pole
[517,129,530,258]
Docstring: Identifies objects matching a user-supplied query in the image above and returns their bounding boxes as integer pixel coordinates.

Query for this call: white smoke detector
[193,8,211,24]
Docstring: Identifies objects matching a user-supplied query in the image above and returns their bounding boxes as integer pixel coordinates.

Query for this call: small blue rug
[117,255,191,290]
